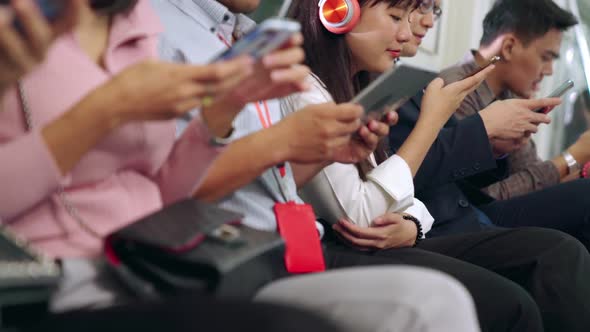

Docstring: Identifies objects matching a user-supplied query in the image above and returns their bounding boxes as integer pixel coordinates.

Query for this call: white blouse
[281,75,434,234]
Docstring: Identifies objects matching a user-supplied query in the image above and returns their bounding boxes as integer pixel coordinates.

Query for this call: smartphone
[210,18,301,62]
[351,63,438,118]
[534,79,575,114]
[0,0,65,28]
[465,55,501,78]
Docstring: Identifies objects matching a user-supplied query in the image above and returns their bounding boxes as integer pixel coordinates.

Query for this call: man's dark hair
[480,0,578,46]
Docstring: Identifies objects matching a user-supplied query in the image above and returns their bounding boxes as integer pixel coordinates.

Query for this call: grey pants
[256,266,481,332]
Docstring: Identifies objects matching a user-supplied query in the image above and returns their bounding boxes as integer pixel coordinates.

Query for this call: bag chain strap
[17,82,102,239]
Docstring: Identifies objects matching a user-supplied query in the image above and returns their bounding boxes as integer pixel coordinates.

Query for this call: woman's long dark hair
[90,0,138,14]
[290,0,421,179]
[290,0,420,104]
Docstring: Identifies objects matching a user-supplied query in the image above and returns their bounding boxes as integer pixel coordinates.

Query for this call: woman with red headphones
[289,1,490,235]
[281,1,590,331]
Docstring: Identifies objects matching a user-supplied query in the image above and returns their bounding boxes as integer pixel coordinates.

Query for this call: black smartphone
[534,80,574,114]
[351,63,437,119]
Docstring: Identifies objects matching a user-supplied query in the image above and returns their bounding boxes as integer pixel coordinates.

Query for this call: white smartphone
[210,18,301,62]
[351,63,438,118]
[534,79,574,114]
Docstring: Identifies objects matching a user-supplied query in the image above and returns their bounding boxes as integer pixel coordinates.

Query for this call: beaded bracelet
[582,162,590,179]
[402,215,423,247]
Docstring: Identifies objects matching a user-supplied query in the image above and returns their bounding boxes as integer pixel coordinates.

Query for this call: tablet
[352,63,438,117]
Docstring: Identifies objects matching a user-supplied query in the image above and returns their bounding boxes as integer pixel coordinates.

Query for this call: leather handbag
[105,199,286,299]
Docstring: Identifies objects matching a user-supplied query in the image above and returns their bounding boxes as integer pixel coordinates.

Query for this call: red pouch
[274,202,326,273]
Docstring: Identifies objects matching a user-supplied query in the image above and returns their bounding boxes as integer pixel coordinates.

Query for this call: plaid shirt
[439,51,560,200]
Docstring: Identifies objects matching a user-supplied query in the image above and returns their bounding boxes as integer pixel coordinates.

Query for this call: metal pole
[568,0,590,96]
[278,0,293,17]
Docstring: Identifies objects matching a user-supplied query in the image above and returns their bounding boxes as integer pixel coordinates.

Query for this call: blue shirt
[151,0,317,233]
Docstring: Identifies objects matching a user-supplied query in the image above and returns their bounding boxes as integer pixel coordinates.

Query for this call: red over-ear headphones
[319,0,361,34]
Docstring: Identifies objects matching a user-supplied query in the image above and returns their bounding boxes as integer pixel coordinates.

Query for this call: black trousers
[22,295,342,332]
[480,179,590,251]
[323,227,590,332]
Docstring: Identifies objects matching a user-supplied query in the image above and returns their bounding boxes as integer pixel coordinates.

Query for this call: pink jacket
[0,1,221,258]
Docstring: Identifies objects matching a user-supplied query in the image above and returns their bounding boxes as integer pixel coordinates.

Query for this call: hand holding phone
[351,63,438,120]
[534,80,574,114]
[210,18,301,63]
[205,18,308,108]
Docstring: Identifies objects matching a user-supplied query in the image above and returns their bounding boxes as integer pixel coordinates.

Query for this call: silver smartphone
[210,18,300,62]
[534,79,574,114]
[464,55,501,78]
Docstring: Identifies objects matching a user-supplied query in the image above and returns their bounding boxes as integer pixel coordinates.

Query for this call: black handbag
[105,199,286,299]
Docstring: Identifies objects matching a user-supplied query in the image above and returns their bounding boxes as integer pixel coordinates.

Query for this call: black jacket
[388,92,509,236]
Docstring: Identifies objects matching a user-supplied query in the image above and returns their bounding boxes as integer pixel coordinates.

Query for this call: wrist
[412,118,445,143]
[485,126,498,140]
[479,112,498,139]
[75,90,122,133]
[568,144,590,165]
[201,105,237,138]
[404,221,418,246]
[563,149,582,175]
[81,83,129,131]
[416,113,446,130]
[402,215,423,247]
[566,143,584,162]
[263,123,292,164]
